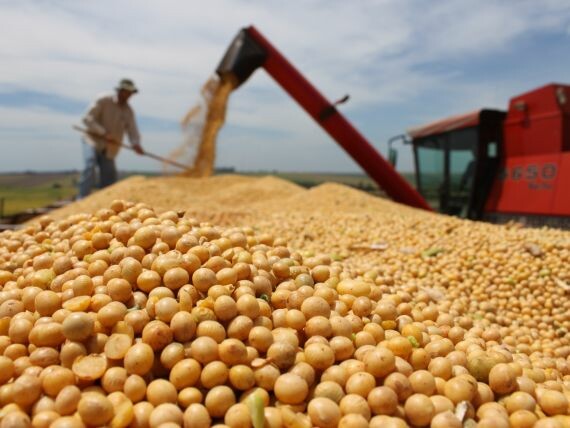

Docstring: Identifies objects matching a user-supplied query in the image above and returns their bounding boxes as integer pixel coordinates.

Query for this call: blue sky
[1,0,570,173]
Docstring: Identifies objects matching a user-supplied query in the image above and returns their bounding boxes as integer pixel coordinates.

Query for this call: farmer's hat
[116,78,138,93]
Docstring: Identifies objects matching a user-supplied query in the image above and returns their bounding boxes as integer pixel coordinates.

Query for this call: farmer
[78,78,144,198]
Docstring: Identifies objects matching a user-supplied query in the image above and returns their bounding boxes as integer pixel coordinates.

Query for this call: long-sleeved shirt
[82,93,141,159]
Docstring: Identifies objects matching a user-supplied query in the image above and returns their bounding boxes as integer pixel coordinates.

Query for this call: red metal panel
[552,153,570,214]
[407,110,481,139]
[485,153,570,216]
[245,26,432,211]
[504,84,570,157]
[487,84,570,219]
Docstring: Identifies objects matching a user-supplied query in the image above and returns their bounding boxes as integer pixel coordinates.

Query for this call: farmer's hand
[132,144,144,155]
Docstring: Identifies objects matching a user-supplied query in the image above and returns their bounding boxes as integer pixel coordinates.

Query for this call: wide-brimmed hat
[116,78,138,93]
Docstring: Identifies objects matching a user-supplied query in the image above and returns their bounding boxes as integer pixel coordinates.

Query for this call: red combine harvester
[217,26,570,228]
[400,85,570,228]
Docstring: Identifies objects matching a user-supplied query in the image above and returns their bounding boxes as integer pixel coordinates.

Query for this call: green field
[0,172,79,217]
[0,170,417,219]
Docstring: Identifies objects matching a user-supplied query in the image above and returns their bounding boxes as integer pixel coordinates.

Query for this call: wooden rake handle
[72,125,190,171]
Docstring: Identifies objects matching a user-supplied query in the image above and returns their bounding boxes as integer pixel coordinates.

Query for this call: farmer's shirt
[82,93,140,159]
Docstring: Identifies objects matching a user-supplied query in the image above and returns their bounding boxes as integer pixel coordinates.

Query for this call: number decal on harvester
[499,163,557,190]
[525,165,538,180]
[541,163,557,180]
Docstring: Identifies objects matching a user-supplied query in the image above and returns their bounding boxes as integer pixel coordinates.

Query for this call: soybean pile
[0,176,567,427]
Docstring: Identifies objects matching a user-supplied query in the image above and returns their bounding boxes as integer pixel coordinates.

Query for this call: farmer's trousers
[78,138,118,198]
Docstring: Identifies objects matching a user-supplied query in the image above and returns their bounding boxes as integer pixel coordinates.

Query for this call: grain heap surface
[49,175,305,226]
[2,175,569,427]
[46,176,417,225]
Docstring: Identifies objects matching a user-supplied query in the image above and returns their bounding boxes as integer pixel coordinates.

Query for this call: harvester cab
[395,110,505,219]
